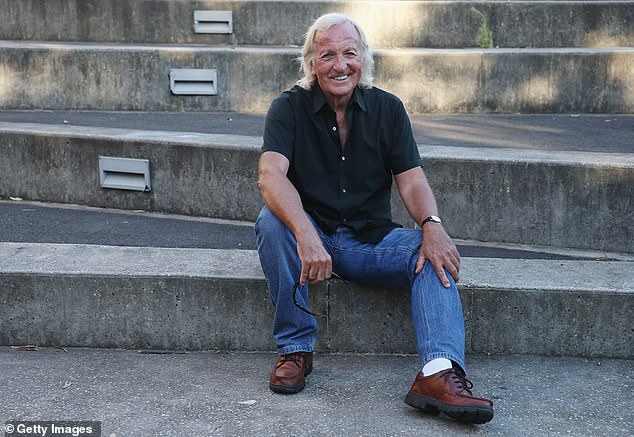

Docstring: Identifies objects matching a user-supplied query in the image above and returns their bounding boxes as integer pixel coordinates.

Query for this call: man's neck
[325,93,352,113]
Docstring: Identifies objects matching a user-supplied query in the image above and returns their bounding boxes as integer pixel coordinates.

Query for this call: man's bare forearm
[258,160,314,239]
[395,167,439,226]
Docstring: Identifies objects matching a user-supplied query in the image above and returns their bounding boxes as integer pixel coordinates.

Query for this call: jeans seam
[417,273,433,370]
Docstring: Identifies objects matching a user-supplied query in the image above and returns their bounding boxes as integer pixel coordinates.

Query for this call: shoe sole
[405,392,494,424]
[269,365,313,394]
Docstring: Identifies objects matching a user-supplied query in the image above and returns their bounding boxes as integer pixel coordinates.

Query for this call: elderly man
[255,13,493,424]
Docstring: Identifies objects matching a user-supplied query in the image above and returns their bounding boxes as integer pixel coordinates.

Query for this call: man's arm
[257,151,332,284]
[394,166,460,288]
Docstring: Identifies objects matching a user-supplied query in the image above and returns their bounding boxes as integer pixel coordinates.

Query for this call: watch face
[422,215,442,227]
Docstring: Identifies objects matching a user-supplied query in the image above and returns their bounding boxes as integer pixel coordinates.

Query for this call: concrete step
[1,42,633,113]
[2,0,633,48]
[0,241,632,358]
[3,110,634,153]
[1,118,632,253]
[4,199,621,260]
[1,348,632,435]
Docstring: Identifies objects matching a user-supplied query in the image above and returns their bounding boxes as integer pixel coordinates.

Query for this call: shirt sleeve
[389,99,422,175]
[262,93,296,161]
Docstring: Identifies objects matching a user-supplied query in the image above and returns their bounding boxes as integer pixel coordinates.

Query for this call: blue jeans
[254,206,466,371]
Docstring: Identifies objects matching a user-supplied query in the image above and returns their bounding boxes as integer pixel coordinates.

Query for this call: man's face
[310,22,363,104]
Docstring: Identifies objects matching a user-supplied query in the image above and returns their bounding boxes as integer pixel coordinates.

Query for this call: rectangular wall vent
[169,68,217,95]
[99,156,151,192]
[194,10,233,34]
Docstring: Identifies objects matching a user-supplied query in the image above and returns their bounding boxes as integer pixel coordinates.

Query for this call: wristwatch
[421,215,442,227]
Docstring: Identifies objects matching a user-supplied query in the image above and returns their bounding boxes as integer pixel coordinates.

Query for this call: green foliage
[471,7,494,49]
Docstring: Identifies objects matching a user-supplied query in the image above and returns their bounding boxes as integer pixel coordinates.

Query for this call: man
[255,13,493,424]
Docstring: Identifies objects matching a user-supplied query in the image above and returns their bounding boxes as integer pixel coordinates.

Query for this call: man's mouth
[333,75,349,81]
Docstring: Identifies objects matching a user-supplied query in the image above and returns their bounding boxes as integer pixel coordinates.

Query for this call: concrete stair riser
[418,157,634,255]
[0,130,264,221]
[0,244,631,358]
[1,126,632,253]
[1,0,633,48]
[0,43,299,113]
[1,43,633,113]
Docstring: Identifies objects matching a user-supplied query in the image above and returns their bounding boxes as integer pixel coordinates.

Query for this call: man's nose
[333,54,347,71]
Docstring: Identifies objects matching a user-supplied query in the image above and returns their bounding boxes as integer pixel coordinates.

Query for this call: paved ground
[0,200,599,260]
[0,348,632,437]
[1,110,632,153]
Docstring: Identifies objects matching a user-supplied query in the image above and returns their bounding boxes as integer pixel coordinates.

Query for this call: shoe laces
[446,368,474,394]
[277,354,303,369]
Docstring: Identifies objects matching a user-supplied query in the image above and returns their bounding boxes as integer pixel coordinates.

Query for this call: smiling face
[310,21,363,108]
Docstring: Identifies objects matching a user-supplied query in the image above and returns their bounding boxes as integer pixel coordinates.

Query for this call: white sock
[422,358,452,376]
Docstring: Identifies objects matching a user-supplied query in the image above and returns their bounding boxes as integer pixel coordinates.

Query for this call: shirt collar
[311,85,368,114]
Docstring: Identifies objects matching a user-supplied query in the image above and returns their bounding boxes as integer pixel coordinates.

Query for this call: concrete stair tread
[1,241,632,292]
[1,111,633,154]
[0,348,632,436]
[1,200,632,261]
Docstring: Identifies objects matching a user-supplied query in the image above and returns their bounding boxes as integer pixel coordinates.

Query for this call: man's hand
[296,230,332,285]
[415,223,460,288]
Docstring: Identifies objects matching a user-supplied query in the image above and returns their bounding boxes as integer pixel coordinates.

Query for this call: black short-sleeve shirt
[262,84,422,243]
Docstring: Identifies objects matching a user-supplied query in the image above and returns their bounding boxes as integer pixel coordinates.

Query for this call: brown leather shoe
[269,352,313,394]
[405,368,494,424]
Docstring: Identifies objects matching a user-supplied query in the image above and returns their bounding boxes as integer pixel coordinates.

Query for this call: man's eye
[345,51,358,58]
[321,54,334,61]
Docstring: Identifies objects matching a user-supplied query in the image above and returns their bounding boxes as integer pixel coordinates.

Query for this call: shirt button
[332,126,337,131]
[341,155,346,161]
[342,188,347,193]
[342,218,347,222]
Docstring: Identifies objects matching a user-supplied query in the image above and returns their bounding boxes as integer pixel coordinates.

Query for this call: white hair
[297,13,374,90]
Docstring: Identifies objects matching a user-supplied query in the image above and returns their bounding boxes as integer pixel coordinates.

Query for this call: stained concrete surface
[0,348,632,437]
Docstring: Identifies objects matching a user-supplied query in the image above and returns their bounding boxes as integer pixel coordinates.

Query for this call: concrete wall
[1,43,633,113]
[1,124,632,254]
[1,0,632,48]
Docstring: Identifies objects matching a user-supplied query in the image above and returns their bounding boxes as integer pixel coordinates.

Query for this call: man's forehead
[314,22,361,48]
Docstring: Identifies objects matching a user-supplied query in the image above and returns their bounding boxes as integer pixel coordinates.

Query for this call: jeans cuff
[278,345,314,355]
[424,352,466,374]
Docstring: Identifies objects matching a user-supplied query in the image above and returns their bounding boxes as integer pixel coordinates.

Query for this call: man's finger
[446,261,460,283]
[306,257,333,284]
[434,263,451,288]
[300,264,310,285]
[442,254,458,281]
[415,254,426,274]
[325,260,333,281]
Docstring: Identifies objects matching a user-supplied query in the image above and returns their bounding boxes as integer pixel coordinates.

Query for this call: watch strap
[421,215,442,227]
